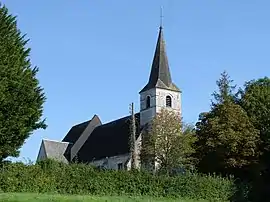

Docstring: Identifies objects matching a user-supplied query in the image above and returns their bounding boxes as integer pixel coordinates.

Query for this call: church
[37,25,182,170]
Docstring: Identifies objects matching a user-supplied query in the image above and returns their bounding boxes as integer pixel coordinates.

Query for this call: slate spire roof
[140,26,180,93]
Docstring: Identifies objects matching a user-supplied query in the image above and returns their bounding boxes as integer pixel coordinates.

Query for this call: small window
[117,163,123,170]
[166,96,172,107]
[146,96,151,108]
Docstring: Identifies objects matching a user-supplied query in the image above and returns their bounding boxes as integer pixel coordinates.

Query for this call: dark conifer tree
[0,4,46,162]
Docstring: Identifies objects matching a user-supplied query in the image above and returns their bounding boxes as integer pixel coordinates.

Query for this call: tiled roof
[62,120,91,144]
[41,139,71,163]
[76,113,141,162]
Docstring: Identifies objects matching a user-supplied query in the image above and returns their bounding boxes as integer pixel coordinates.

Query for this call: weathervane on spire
[160,6,164,29]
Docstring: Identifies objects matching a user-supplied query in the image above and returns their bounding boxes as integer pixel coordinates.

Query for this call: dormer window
[146,96,151,108]
[166,95,172,107]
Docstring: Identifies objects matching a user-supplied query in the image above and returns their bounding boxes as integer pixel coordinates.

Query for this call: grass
[0,193,208,202]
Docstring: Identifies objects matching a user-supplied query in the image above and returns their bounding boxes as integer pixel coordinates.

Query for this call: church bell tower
[139,25,182,127]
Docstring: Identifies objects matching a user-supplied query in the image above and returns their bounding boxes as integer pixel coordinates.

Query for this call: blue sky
[2,0,269,162]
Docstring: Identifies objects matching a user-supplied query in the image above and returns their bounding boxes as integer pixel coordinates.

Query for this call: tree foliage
[239,77,270,151]
[238,77,270,200]
[0,4,46,161]
[141,108,197,173]
[195,72,260,176]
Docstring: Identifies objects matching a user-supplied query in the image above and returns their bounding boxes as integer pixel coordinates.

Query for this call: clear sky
[2,0,269,162]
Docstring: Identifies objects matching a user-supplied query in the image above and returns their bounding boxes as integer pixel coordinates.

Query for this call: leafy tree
[239,77,270,153]
[238,77,270,200]
[140,108,197,174]
[195,71,260,177]
[0,4,46,162]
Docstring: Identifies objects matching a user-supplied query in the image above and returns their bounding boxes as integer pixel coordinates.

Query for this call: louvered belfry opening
[146,96,151,108]
[166,96,172,107]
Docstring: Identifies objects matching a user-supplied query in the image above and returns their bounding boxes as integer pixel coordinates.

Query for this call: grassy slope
[0,193,207,202]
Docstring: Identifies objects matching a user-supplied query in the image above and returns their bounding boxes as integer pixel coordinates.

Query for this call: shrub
[0,159,236,201]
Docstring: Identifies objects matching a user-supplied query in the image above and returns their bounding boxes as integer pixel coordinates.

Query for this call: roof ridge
[101,113,140,127]
[42,139,71,144]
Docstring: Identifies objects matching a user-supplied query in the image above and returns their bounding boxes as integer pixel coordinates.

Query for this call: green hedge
[0,160,236,201]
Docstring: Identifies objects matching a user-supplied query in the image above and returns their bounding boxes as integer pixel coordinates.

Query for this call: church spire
[140,24,180,93]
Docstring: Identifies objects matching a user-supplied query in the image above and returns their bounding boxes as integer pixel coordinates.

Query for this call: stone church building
[37,25,182,170]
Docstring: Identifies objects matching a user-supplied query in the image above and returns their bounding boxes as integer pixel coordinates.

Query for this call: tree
[239,77,270,153]
[0,4,46,162]
[195,71,260,177]
[238,77,270,200]
[140,108,196,174]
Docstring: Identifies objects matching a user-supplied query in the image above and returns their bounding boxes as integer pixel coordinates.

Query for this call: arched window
[166,95,172,107]
[146,96,151,108]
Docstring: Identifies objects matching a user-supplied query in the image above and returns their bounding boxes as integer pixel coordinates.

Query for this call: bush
[0,159,236,201]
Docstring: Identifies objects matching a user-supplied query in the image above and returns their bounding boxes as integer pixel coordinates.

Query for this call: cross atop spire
[160,6,164,29]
